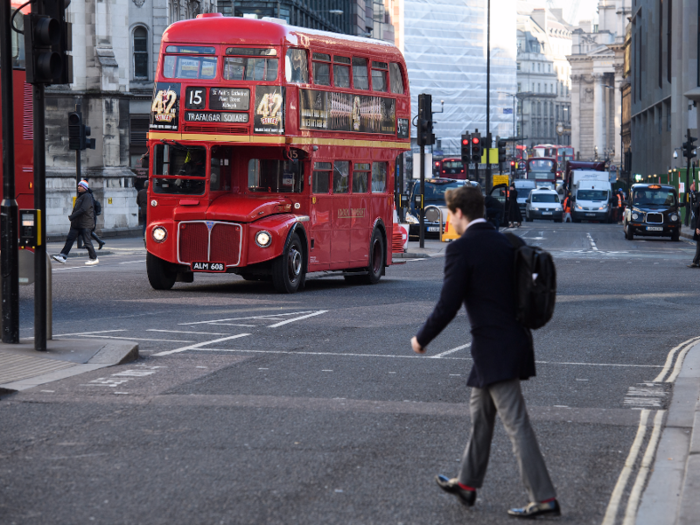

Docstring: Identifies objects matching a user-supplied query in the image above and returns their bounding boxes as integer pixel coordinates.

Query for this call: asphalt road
[1,222,699,524]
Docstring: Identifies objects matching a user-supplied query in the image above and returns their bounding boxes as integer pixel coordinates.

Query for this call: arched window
[169,0,179,25]
[133,27,148,79]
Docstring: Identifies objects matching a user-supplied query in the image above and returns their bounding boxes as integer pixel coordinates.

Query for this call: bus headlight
[152,226,168,243]
[256,230,272,248]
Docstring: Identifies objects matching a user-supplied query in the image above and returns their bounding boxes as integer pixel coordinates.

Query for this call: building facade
[516,7,573,148]
[566,0,630,165]
[629,0,700,181]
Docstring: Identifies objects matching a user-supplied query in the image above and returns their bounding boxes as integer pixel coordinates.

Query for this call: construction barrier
[441,212,460,242]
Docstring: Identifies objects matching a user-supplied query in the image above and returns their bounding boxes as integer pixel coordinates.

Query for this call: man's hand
[696,228,699,235]
[411,336,426,354]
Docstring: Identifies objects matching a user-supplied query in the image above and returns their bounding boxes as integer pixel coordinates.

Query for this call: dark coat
[416,221,535,388]
[693,192,700,240]
[137,188,148,222]
[69,191,95,230]
[508,189,523,223]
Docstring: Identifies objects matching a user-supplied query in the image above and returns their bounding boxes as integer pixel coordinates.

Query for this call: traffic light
[497,139,507,165]
[461,134,471,164]
[24,0,71,85]
[471,133,482,163]
[68,112,96,151]
[416,93,435,147]
[683,136,698,159]
[510,160,516,175]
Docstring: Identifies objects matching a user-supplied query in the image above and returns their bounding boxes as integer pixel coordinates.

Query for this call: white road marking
[267,310,328,328]
[153,333,251,357]
[51,330,128,337]
[118,260,146,265]
[652,336,700,382]
[205,323,257,327]
[182,311,316,326]
[147,329,228,336]
[429,343,472,359]
[586,233,599,251]
[74,334,192,343]
[622,410,666,525]
[602,409,651,525]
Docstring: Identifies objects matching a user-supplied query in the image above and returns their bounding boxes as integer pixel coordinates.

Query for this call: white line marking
[51,330,128,337]
[205,323,257,327]
[147,329,228,336]
[586,233,599,251]
[153,333,251,356]
[182,311,315,326]
[118,260,146,265]
[74,335,191,343]
[602,409,650,525]
[622,410,666,525]
[267,310,328,328]
[652,336,700,382]
[429,343,471,359]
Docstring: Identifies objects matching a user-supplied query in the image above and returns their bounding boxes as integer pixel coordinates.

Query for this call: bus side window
[312,53,331,86]
[352,58,369,90]
[371,162,387,193]
[371,61,388,92]
[333,161,350,193]
[285,49,309,84]
[313,163,331,193]
[248,159,262,190]
[389,63,405,94]
[352,163,370,193]
[211,146,233,191]
[333,56,351,88]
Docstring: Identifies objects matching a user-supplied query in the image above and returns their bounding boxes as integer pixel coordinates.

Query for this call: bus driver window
[210,146,233,191]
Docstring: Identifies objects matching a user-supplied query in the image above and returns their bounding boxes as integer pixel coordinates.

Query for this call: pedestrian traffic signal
[471,133,482,163]
[416,93,435,146]
[510,160,515,175]
[497,139,507,165]
[24,0,72,85]
[683,136,698,159]
[68,112,96,151]
[461,134,471,164]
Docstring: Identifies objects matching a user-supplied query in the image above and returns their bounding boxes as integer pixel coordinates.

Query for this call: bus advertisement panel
[146,15,411,293]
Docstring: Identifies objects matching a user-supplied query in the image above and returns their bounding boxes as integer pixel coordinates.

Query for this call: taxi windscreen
[632,188,676,207]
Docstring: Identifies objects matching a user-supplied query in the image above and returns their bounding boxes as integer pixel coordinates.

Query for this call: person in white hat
[51,180,99,265]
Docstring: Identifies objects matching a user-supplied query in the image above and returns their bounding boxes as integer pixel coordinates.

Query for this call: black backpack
[94,198,102,216]
[504,232,556,329]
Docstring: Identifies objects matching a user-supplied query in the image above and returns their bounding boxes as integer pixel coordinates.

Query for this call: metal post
[485,0,492,193]
[33,83,47,351]
[419,144,425,249]
[686,129,692,227]
[0,0,20,343]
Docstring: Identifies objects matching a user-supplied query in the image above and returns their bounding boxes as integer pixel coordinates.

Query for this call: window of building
[285,49,308,84]
[352,163,370,193]
[333,161,350,193]
[312,52,331,86]
[517,82,521,92]
[352,57,369,90]
[334,56,351,88]
[389,63,405,94]
[133,27,148,79]
[517,62,521,70]
[667,0,672,83]
[129,116,149,167]
[659,0,663,88]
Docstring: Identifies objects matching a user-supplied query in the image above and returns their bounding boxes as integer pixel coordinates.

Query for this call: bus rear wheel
[345,229,384,285]
[147,252,177,290]
[272,232,305,293]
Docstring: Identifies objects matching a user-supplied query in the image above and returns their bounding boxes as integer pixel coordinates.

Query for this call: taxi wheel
[146,252,176,290]
[272,233,306,293]
[345,229,384,285]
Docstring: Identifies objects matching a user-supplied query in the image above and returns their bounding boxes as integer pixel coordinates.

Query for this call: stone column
[594,74,605,159]
[571,75,581,157]
[613,73,622,166]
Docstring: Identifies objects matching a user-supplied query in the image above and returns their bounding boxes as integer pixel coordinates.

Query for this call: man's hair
[445,185,484,221]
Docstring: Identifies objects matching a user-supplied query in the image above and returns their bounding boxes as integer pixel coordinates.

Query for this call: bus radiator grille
[179,223,209,263]
[210,224,242,266]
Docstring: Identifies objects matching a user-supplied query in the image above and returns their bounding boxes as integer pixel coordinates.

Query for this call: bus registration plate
[191,262,226,272]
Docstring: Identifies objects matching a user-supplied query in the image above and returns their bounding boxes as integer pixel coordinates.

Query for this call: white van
[571,180,612,223]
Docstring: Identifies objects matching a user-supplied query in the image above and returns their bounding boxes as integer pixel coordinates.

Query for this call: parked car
[525,188,563,222]
[405,178,476,238]
[623,184,681,241]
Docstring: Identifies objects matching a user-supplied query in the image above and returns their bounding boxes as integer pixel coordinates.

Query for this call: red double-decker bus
[0,1,34,211]
[533,144,574,178]
[146,15,410,292]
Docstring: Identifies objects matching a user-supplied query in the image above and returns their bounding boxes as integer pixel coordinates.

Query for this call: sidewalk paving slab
[0,338,138,393]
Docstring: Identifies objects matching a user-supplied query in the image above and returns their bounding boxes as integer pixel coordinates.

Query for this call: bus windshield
[153,143,207,195]
[632,188,676,207]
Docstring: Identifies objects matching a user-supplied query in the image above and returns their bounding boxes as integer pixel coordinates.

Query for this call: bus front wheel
[147,252,177,290]
[272,233,305,293]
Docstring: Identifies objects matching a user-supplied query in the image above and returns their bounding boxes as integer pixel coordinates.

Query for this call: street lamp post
[498,91,517,158]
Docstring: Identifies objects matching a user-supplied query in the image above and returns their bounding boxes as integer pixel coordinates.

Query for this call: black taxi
[623,184,681,241]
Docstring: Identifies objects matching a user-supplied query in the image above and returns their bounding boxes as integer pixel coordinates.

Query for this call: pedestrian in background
[137,180,149,244]
[507,184,522,228]
[411,185,559,519]
[51,180,99,266]
[688,182,700,268]
[562,192,572,223]
[80,178,105,250]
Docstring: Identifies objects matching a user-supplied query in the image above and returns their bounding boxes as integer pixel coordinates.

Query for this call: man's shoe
[688,263,700,268]
[435,475,476,506]
[85,258,99,266]
[507,499,561,519]
[98,241,105,250]
[51,254,67,264]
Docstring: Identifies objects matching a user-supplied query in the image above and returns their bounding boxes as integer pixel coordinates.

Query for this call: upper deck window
[153,143,207,195]
[352,57,369,90]
[163,55,217,80]
[333,56,350,88]
[224,57,278,81]
[389,63,404,94]
[371,61,388,92]
[7,10,25,69]
[165,46,216,54]
[285,49,308,84]
[312,52,331,86]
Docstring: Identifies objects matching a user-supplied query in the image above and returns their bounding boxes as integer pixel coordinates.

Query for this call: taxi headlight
[405,212,419,224]
[671,214,679,222]
[632,212,640,220]
[255,230,272,248]
[152,226,167,243]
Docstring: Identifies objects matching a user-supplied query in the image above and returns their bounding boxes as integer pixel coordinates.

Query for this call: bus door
[309,161,332,269]
[330,160,352,265]
[349,162,371,263]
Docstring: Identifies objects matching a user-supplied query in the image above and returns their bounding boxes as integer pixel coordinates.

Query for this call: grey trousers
[458,379,556,503]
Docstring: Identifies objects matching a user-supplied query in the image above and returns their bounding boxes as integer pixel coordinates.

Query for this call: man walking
[51,180,99,266]
[410,185,559,519]
[80,178,105,250]
[688,182,700,268]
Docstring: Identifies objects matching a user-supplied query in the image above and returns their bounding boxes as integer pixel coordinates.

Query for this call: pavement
[0,337,139,393]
